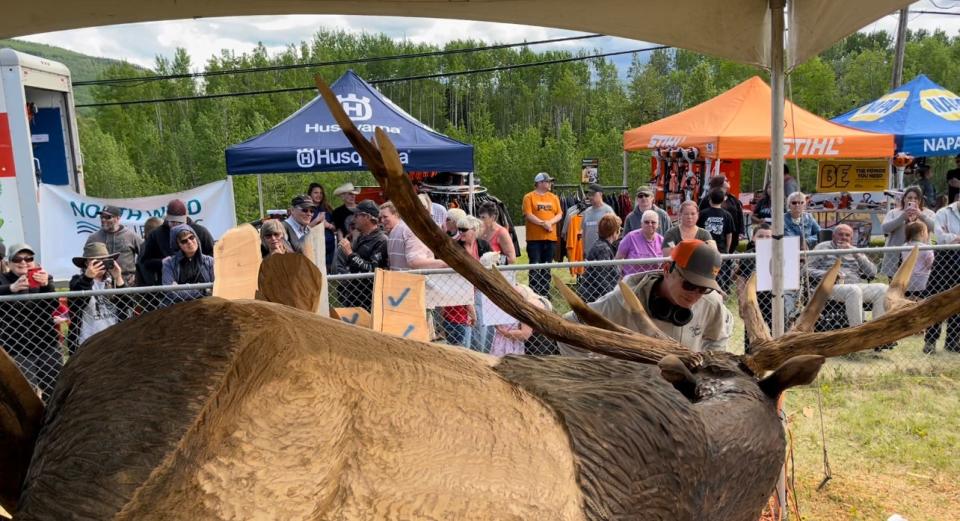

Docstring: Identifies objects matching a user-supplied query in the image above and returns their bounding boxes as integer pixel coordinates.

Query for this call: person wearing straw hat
[85,204,143,287]
[68,242,127,352]
[332,182,362,237]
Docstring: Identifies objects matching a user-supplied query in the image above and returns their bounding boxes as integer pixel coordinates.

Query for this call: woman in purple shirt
[616,209,664,277]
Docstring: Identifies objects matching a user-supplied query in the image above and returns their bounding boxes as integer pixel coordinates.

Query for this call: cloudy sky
[15,1,960,72]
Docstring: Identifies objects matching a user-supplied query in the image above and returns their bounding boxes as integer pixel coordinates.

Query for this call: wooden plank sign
[371,269,429,342]
[334,307,372,329]
[212,224,261,300]
[301,229,330,317]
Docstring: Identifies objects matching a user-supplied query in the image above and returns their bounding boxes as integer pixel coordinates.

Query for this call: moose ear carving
[658,355,698,401]
[758,355,825,399]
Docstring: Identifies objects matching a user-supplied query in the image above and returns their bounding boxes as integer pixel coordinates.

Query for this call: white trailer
[0,48,83,254]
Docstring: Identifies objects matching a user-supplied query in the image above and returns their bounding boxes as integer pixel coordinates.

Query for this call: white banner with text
[38,180,236,281]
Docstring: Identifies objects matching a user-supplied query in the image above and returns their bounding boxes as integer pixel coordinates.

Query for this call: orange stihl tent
[623,76,895,159]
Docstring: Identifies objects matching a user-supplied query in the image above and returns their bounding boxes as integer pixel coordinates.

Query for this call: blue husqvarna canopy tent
[832,74,960,157]
[225,70,474,174]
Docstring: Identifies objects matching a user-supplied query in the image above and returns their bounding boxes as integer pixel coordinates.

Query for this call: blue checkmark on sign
[402,325,415,338]
[342,313,360,325]
[388,287,411,308]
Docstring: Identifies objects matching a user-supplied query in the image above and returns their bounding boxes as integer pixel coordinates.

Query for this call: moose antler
[743,246,960,373]
[314,75,698,367]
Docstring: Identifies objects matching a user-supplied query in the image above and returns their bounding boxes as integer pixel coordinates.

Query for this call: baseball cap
[355,199,380,219]
[101,205,123,218]
[334,182,361,196]
[637,187,653,196]
[670,240,722,293]
[165,199,188,224]
[291,194,316,209]
[533,172,554,183]
[585,183,603,195]
[8,243,35,258]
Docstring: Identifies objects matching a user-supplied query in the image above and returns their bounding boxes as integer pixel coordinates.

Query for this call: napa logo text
[849,91,909,122]
[920,89,960,121]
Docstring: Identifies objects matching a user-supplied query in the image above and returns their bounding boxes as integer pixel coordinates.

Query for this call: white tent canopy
[4,1,909,69]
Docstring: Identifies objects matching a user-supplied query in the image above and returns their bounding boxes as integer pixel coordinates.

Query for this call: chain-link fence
[4,244,960,402]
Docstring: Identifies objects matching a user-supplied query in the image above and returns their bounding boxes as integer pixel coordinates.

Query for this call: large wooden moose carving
[2,77,958,520]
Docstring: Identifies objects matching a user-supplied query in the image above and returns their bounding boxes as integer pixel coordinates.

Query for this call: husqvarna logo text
[337,93,373,121]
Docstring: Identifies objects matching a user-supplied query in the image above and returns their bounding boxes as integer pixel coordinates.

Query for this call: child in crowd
[490,284,541,357]
[901,221,934,300]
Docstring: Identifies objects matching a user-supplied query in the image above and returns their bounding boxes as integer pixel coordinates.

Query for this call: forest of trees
[69,28,960,222]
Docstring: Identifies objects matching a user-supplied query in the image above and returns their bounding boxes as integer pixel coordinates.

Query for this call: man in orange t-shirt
[522,172,563,296]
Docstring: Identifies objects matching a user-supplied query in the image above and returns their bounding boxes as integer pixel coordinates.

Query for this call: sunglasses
[178,235,197,245]
[637,193,651,198]
[789,201,804,205]
[11,255,35,264]
[680,279,714,294]
[264,232,283,238]
[458,227,471,233]
[99,214,117,219]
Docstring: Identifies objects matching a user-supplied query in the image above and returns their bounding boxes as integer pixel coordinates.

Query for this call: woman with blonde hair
[662,201,712,256]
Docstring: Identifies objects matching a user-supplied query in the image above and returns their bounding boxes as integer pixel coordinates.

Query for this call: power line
[909,9,960,15]
[72,33,604,87]
[76,45,668,108]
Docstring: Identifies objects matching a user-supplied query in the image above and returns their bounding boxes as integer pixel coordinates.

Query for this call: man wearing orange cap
[561,239,732,353]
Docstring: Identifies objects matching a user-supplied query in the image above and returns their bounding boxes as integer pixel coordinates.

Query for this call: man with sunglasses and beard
[623,187,670,237]
[559,239,732,355]
[85,205,142,287]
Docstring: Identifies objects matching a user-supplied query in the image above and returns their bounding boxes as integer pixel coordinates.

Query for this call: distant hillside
[0,39,144,105]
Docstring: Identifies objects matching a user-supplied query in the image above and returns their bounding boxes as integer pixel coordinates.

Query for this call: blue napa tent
[225,70,474,174]
[832,74,960,157]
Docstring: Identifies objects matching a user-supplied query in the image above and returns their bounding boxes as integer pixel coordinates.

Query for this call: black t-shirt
[697,207,736,253]
[947,168,960,204]
[332,205,356,236]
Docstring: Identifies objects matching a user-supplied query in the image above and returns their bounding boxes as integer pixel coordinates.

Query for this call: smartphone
[27,267,42,288]
[907,202,918,210]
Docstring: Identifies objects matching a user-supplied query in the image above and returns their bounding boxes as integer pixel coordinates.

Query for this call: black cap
[585,183,603,195]
[291,195,316,208]
[355,199,380,219]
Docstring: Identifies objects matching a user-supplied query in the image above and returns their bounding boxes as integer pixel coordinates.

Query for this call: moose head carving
[2,77,959,521]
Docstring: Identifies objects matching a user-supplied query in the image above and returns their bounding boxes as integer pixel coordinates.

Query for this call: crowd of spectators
[7,172,960,402]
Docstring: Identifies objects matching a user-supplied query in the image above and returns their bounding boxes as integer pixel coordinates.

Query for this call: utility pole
[892,7,909,88]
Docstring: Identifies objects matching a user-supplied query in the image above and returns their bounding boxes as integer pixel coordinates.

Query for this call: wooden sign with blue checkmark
[334,307,372,329]
[371,269,429,342]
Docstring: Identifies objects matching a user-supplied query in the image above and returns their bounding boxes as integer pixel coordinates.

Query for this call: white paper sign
[756,236,800,291]
[38,180,237,281]
[425,273,474,309]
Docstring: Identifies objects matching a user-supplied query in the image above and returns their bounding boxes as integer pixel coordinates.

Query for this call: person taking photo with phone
[0,244,60,401]
[68,242,130,354]
[881,185,935,278]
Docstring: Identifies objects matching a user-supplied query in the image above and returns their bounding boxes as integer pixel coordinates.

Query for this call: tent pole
[257,174,265,219]
[770,0,786,340]
[469,171,475,214]
[622,151,628,187]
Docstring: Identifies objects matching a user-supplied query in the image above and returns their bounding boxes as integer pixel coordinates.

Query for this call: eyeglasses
[681,279,714,294]
[178,235,197,245]
[296,206,314,212]
[11,255,34,264]
[264,232,283,239]
[637,193,651,198]
[789,201,804,205]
